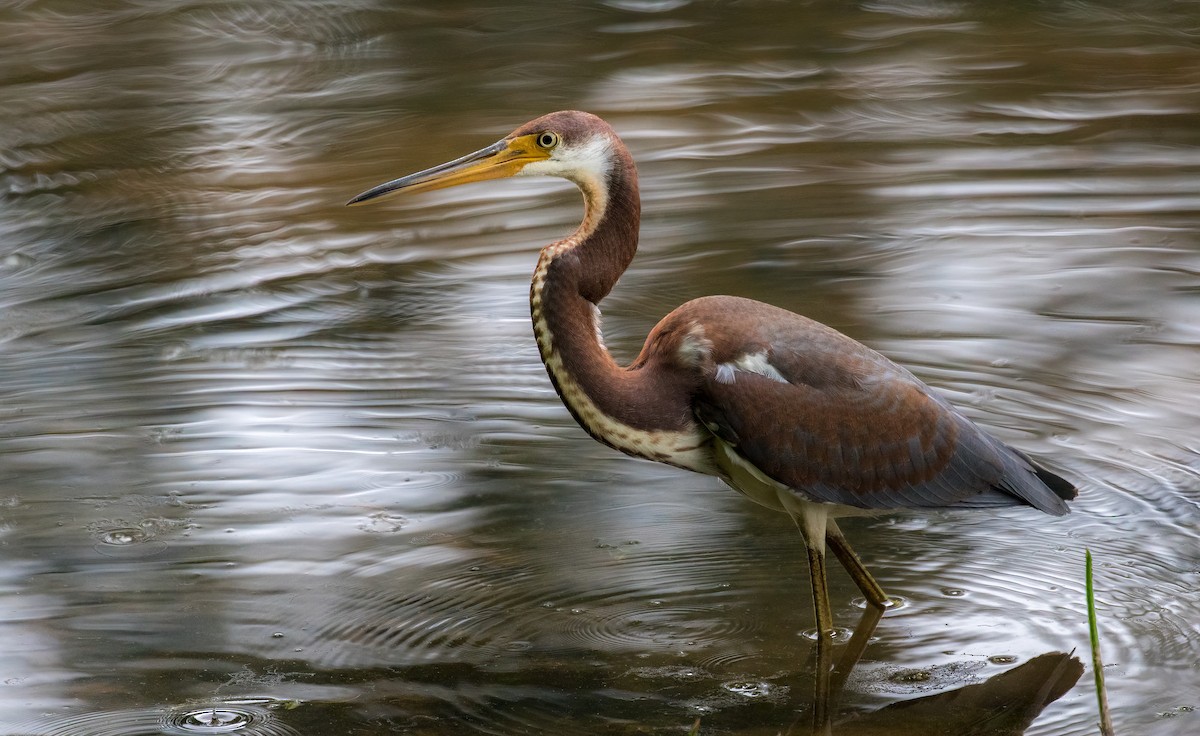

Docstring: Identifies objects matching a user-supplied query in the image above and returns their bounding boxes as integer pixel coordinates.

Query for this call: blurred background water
[1,1,1198,734]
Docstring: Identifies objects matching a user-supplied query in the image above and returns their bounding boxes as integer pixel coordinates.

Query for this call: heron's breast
[542,343,715,473]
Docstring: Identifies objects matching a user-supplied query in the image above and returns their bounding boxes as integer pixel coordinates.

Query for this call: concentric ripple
[88,518,179,558]
[160,700,297,736]
[546,599,760,654]
[92,526,169,558]
[17,698,300,736]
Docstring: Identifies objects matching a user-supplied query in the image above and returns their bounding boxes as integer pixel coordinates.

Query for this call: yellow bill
[347,133,553,206]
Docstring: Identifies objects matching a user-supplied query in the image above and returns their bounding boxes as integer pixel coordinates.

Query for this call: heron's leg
[805,539,835,639]
[825,519,889,608]
[803,522,835,732]
[792,508,840,732]
[795,506,835,638]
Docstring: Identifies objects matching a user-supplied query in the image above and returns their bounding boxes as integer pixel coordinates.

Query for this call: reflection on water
[2,0,1199,734]
[841,651,1084,736]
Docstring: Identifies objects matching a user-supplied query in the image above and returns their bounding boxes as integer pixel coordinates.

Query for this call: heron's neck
[529,147,707,463]
[548,144,641,305]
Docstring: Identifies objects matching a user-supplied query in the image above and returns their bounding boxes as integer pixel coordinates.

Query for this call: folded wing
[679,296,1074,514]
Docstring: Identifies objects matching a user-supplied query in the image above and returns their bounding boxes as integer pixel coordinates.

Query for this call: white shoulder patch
[716,351,789,384]
[676,322,712,368]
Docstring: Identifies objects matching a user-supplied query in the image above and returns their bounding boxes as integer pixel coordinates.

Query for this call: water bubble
[103,528,148,545]
[890,669,932,684]
[159,699,298,735]
[19,698,300,736]
[1157,705,1195,718]
[799,626,853,642]
[869,660,987,694]
[357,512,409,534]
[988,654,1018,665]
[940,587,966,597]
[93,526,168,558]
[721,680,775,698]
[627,665,710,682]
[173,708,257,732]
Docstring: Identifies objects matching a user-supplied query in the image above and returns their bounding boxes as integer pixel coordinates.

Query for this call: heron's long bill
[346,134,549,206]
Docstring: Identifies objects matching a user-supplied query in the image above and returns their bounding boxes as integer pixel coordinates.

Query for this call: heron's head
[347,110,618,206]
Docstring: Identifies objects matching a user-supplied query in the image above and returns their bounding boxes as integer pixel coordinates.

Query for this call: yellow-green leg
[826,519,889,608]
[792,503,836,639]
[805,539,835,639]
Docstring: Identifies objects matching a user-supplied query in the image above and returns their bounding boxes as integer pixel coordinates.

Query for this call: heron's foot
[852,594,906,611]
[801,625,854,643]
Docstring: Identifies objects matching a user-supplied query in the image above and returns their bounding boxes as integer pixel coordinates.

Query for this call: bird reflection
[803,606,1082,736]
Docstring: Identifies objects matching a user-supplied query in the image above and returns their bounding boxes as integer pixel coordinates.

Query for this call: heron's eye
[536,131,560,149]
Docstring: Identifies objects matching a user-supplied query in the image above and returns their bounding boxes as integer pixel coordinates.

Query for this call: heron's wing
[687,303,1069,513]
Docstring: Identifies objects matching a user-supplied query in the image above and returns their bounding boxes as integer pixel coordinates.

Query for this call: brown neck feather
[566,141,640,304]
[530,140,698,436]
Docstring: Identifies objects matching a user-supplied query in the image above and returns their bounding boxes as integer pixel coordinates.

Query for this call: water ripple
[2,2,1199,734]
[17,698,300,736]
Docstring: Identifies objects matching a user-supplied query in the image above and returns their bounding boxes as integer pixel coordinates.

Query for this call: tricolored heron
[348,110,1077,639]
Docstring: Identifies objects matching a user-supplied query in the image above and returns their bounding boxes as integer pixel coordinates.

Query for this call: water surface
[2,1,1199,734]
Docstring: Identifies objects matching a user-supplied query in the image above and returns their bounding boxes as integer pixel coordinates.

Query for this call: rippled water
[2,1,1199,734]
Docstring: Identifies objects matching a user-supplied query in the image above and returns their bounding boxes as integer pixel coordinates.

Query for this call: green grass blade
[1087,549,1115,736]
